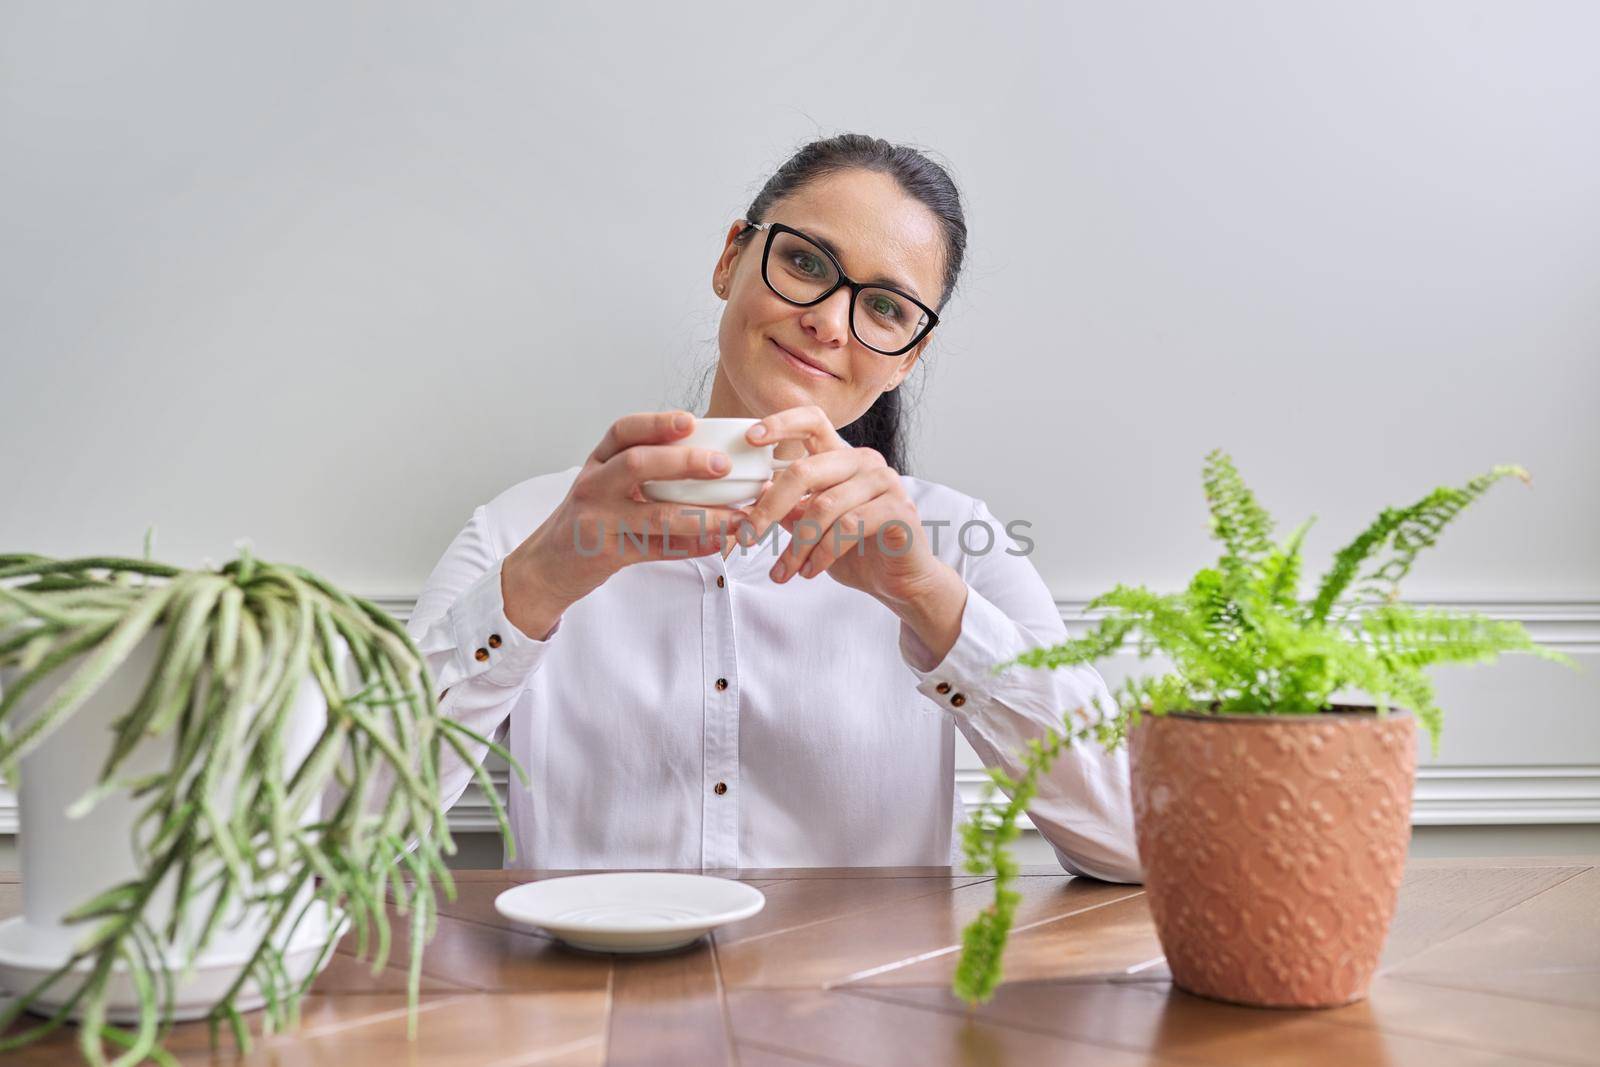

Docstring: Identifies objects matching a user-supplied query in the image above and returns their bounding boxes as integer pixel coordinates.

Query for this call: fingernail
[710,453,730,473]
[800,559,816,578]
[770,560,786,581]
[674,413,691,431]
[749,423,766,440]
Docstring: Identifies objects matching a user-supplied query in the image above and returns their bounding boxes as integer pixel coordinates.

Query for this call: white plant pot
[0,625,352,1022]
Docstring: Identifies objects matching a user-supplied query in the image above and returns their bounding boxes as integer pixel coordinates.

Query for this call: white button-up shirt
[408,466,1141,882]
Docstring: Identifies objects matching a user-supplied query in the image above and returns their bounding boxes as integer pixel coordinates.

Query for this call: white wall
[2,2,1597,861]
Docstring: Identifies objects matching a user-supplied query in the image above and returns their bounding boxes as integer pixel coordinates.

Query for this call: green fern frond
[1087,586,1206,661]
[1310,465,1530,624]
[1359,603,1570,671]
[996,600,1141,673]
[1185,567,1230,631]
[1202,448,1275,568]
[1263,516,1315,616]
[952,711,1080,1003]
[1118,672,1202,720]
[1381,666,1441,752]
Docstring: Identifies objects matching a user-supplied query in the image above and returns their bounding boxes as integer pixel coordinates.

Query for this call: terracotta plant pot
[1128,705,1417,1008]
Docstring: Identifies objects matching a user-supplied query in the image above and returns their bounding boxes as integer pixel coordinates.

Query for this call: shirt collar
[691,522,791,579]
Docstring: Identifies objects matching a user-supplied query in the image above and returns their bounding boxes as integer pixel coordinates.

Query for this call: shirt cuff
[446,556,562,688]
[899,583,1027,718]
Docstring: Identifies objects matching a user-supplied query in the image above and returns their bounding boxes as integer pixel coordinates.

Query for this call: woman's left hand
[732,405,946,608]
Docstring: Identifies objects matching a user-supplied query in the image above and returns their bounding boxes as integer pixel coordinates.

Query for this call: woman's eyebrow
[802,226,926,304]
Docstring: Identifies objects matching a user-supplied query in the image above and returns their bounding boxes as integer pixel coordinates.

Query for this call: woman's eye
[789,253,824,276]
[871,297,901,319]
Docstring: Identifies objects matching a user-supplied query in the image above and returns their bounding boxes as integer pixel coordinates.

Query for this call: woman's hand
[502,411,751,638]
[733,404,947,609]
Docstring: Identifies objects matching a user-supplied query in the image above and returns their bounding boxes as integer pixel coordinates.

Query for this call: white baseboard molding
[377,760,1600,838]
[959,764,1600,830]
[7,762,1592,836]
[5,597,1592,836]
[368,595,1599,655]
[1053,596,1600,653]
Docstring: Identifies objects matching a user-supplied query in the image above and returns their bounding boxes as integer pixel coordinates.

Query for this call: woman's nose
[802,288,853,344]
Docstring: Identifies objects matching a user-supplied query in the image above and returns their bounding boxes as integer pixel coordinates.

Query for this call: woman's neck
[701,365,810,462]
[701,363,750,420]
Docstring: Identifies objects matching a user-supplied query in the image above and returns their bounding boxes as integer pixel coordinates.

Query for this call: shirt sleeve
[898,496,1142,884]
[404,504,562,813]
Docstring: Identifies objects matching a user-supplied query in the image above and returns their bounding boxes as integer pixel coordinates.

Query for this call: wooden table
[2,857,1596,1065]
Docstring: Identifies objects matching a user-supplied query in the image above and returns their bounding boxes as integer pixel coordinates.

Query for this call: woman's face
[706,168,946,435]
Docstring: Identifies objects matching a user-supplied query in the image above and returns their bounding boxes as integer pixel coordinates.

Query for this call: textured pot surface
[1129,708,1417,1008]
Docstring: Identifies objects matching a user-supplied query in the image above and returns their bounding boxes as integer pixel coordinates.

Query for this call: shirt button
[715,678,728,691]
[474,648,490,662]
[935,682,951,694]
[713,782,727,795]
[487,633,502,649]
[716,575,725,588]
[951,693,967,707]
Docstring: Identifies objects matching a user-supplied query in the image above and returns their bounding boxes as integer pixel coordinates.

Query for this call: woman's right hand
[500,411,750,639]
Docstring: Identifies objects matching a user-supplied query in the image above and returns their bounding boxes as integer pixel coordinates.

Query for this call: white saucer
[493,873,765,953]
[642,478,766,508]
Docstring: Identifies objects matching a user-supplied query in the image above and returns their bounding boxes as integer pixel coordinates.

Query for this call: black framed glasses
[740,220,940,356]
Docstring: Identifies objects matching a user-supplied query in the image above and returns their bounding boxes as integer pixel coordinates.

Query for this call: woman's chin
[754,379,821,410]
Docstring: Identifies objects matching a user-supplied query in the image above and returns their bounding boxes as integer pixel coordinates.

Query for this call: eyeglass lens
[764,230,928,354]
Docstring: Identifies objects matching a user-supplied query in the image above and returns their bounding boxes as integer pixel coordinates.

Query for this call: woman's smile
[772,338,839,380]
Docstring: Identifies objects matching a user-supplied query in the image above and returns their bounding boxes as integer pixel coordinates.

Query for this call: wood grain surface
[1,858,1595,1065]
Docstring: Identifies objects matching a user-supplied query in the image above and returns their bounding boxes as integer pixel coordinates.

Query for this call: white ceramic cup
[641,417,793,507]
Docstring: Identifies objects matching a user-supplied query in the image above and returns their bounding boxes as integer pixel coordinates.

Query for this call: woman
[409,134,1141,881]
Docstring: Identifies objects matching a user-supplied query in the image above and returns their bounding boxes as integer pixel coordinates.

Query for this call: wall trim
[449,762,1600,836]
[4,762,1597,836]
[1054,596,1600,653]
[957,764,1600,831]
[2,596,1592,835]
[376,594,1600,654]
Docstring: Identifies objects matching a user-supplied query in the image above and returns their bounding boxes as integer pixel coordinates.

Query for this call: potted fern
[952,451,1576,1009]
[0,540,518,1065]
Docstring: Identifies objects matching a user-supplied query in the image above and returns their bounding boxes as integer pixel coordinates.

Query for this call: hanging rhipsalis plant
[950,450,1576,1006]
[0,536,522,1065]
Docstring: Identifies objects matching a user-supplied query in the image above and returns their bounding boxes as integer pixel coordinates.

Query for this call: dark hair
[727,133,968,475]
